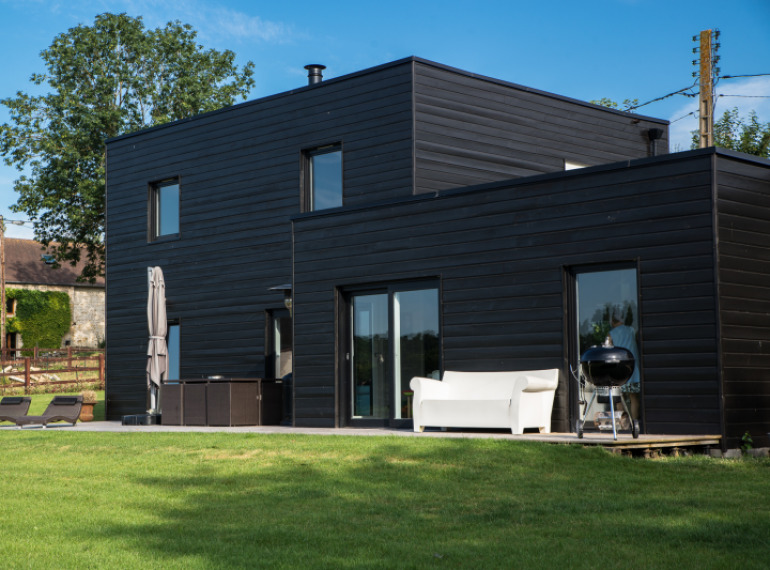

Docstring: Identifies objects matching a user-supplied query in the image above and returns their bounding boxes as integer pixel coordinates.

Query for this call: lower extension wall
[716,151,770,447]
[292,150,724,435]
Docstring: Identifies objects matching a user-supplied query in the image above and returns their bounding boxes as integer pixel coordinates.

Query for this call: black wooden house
[105,57,770,447]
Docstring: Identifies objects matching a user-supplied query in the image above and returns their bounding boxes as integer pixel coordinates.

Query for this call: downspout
[710,150,726,450]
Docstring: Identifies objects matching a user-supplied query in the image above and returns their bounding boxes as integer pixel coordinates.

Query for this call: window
[572,265,641,425]
[150,179,180,240]
[267,309,293,380]
[304,145,342,211]
[167,321,180,381]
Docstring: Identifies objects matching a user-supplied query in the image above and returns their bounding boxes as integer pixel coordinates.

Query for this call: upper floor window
[150,179,180,240]
[304,144,342,211]
[564,160,586,170]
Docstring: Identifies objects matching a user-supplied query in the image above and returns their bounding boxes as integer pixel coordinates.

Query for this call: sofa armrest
[516,375,559,393]
[410,377,451,400]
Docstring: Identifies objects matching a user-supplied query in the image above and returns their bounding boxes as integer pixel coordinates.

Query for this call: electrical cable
[623,80,699,111]
[670,111,697,123]
[717,94,770,99]
[722,73,770,79]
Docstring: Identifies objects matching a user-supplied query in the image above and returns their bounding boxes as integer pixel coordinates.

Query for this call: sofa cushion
[420,399,511,428]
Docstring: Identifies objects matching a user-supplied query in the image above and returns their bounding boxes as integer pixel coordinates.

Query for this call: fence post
[24,357,31,394]
[68,346,73,369]
[99,353,105,388]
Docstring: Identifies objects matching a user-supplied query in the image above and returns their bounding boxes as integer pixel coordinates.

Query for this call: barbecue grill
[573,339,640,440]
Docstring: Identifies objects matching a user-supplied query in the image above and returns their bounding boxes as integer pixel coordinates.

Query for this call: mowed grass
[0,432,768,569]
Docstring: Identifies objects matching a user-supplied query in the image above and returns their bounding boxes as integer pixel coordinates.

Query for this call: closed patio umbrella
[146,266,167,413]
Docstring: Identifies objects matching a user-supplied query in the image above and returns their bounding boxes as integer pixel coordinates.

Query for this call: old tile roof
[4,238,105,287]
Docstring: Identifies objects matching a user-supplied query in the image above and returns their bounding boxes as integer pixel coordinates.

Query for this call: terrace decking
[22,421,722,457]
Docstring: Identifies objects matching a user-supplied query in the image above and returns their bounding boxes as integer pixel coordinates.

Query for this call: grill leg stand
[609,388,618,440]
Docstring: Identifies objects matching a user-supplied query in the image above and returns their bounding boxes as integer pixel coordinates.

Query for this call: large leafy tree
[691,108,770,158]
[0,13,255,281]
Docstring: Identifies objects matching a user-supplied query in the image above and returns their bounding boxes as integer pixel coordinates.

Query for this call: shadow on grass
[82,436,770,568]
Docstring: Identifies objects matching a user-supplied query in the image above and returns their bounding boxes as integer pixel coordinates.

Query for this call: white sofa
[409,369,559,434]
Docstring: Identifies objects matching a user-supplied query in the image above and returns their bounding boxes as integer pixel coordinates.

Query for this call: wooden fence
[0,347,105,394]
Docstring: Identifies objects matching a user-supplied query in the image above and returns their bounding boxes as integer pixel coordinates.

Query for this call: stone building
[5,238,105,348]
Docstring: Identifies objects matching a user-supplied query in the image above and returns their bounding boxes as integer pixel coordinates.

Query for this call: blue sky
[1,0,769,239]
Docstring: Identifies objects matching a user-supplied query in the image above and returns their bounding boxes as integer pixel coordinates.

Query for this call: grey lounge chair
[15,395,83,428]
[0,397,32,423]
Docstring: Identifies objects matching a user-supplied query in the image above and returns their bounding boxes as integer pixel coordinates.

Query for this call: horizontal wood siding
[413,61,669,194]
[293,152,720,434]
[105,62,415,419]
[716,154,770,447]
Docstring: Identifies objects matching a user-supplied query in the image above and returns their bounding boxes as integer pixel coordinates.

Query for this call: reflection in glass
[576,268,640,422]
[394,289,440,419]
[167,323,180,381]
[273,314,293,379]
[352,294,389,418]
[156,183,179,236]
[310,150,342,210]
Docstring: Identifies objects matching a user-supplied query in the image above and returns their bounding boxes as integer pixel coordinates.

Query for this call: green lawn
[0,433,767,569]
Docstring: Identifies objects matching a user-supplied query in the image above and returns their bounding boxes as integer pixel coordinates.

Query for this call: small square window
[304,145,342,211]
[150,179,180,240]
[564,160,586,170]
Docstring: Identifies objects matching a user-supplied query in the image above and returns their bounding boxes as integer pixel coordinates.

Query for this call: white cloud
[110,0,298,45]
[204,7,296,43]
[668,76,770,152]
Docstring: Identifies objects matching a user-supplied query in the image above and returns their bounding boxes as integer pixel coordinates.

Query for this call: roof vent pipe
[647,128,664,157]
[304,64,326,85]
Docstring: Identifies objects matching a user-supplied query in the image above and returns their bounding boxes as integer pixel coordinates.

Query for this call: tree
[0,13,255,282]
[690,108,770,158]
[589,98,640,111]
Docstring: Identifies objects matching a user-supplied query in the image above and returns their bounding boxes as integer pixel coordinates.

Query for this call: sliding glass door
[347,284,439,426]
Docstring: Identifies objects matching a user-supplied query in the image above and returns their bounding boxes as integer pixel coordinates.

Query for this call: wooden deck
[526,432,722,457]
[56,422,722,457]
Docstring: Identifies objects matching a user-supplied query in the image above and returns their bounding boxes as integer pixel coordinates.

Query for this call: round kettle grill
[573,339,640,440]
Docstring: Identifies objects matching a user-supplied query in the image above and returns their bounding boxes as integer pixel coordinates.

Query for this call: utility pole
[1,215,5,358]
[693,29,721,148]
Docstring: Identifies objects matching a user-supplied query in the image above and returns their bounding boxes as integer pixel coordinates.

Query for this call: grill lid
[580,338,635,387]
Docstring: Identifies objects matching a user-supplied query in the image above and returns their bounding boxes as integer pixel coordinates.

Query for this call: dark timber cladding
[292,151,721,434]
[104,60,416,418]
[105,56,668,420]
[715,150,770,444]
[412,60,668,193]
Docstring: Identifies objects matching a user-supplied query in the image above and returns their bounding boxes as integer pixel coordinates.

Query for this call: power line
[717,94,770,99]
[623,81,698,111]
[670,111,697,123]
[722,73,770,79]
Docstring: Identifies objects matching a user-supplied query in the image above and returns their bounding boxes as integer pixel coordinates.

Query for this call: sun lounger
[0,397,32,423]
[15,396,83,428]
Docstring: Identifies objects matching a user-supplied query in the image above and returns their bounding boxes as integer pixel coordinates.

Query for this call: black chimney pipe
[647,128,664,157]
[304,64,326,85]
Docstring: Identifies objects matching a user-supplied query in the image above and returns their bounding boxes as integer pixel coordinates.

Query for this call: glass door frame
[565,261,643,432]
[338,280,441,429]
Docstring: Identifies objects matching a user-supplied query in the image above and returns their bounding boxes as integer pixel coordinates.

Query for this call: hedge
[6,289,71,349]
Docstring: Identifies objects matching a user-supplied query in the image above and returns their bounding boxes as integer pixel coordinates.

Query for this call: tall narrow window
[573,266,641,426]
[167,321,180,381]
[150,179,180,240]
[305,145,342,211]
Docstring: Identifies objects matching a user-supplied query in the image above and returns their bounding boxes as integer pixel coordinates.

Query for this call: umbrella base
[122,413,161,426]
